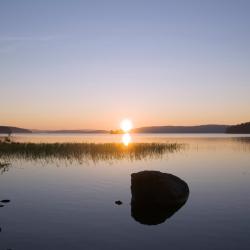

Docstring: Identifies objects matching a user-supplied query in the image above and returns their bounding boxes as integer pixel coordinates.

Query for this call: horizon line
[0,122,243,131]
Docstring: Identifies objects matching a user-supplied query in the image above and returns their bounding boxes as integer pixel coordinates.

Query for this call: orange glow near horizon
[120,119,133,133]
[1,113,249,131]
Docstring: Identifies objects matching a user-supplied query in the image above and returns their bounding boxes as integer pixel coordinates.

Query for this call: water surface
[0,134,250,250]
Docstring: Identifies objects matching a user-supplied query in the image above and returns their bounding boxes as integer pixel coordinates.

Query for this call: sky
[0,0,249,130]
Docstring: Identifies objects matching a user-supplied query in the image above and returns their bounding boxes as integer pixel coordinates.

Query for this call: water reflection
[122,133,132,146]
[0,198,11,247]
[0,161,10,174]
[130,171,189,225]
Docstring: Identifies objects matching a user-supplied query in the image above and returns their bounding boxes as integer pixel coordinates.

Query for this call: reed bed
[0,142,183,162]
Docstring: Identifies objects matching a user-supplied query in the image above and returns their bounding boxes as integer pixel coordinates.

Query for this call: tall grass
[0,142,183,163]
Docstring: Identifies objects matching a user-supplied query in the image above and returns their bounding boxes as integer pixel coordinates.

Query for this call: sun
[120,119,133,133]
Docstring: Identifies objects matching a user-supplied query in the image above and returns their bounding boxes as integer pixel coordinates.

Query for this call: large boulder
[131,170,189,225]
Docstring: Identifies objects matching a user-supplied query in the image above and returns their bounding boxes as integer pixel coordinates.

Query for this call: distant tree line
[226,122,250,134]
[110,129,124,134]
[0,126,31,134]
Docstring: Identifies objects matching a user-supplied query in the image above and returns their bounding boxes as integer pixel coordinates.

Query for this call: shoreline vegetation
[1,121,250,135]
[0,142,183,163]
[226,122,250,134]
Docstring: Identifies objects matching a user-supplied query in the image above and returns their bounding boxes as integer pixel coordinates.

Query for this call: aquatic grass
[0,142,183,163]
[0,161,10,174]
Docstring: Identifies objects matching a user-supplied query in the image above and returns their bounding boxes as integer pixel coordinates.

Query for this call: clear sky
[0,0,249,130]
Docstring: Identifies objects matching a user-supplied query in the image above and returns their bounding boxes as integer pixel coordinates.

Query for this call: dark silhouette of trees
[226,122,250,134]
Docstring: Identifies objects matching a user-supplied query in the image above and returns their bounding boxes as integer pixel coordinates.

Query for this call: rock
[1,200,10,203]
[0,205,4,208]
[131,170,189,225]
[115,200,123,205]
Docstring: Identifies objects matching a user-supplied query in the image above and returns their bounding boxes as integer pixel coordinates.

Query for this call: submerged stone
[1,200,10,203]
[131,170,189,225]
[115,200,123,205]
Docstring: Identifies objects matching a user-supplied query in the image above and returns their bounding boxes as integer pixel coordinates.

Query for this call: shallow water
[0,134,250,250]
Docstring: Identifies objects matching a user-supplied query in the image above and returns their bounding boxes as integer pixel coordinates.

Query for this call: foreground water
[0,134,250,250]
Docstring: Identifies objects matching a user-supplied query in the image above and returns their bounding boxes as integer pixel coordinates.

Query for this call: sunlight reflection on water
[122,133,132,146]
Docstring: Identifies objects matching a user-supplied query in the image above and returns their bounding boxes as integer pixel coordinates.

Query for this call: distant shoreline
[1,122,250,134]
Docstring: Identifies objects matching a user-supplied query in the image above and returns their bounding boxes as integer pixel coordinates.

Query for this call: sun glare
[120,119,133,133]
[122,133,132,146]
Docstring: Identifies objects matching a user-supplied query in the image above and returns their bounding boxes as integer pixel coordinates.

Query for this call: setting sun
[120,119,133,133]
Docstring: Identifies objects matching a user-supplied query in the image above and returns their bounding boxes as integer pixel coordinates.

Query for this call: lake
[0,134,250,250]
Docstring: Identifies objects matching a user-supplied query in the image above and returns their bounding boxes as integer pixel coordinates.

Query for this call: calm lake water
[1,134,250,250]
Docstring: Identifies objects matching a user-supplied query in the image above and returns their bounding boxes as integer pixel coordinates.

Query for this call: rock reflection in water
[131,171,189,225]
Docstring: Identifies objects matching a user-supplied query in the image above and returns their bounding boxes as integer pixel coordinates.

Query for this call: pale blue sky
[0,0,249,129]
